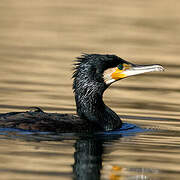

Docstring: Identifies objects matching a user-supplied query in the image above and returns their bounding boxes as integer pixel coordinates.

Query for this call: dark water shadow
[73,137,104,180]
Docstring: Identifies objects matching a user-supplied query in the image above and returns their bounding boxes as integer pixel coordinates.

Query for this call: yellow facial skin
[111,64,131,80]
[103,63,131,85]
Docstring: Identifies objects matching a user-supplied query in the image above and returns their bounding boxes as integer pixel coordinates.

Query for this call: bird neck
[73,80,122,131]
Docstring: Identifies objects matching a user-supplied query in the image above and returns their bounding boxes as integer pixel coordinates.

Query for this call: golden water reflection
[0,0,180,179]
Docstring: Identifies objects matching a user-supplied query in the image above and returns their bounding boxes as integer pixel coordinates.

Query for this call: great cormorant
[0,54,164,133]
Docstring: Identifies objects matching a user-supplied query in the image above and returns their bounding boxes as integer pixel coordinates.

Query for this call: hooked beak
[111,63,164,81]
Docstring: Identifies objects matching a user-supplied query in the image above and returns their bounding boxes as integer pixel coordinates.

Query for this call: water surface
[0,0,180,179]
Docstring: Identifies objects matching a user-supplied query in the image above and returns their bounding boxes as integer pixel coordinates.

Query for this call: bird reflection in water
[73,135,159,180]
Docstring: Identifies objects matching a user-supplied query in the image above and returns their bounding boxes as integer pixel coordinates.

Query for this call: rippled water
[0,0,180,179]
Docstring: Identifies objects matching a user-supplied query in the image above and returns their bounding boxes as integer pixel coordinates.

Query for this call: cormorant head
[73,54,164,89]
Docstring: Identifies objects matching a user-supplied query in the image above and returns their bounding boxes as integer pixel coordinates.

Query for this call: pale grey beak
[123,64,164,77]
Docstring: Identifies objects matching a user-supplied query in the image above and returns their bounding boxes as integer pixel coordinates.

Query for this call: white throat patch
[103,67,117,85]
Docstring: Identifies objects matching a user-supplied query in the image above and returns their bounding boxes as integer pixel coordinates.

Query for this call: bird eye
[117,64,123,70]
